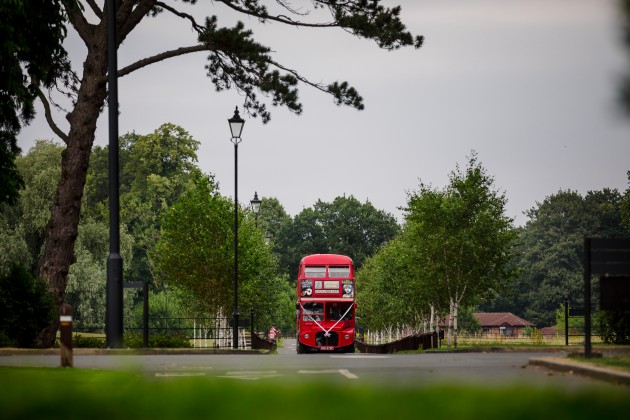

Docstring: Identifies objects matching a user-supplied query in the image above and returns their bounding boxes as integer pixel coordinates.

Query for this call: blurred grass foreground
[1,367,627,419]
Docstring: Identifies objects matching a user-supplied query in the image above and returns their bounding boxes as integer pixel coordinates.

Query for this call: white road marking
[297,369,358,379]
[218,370,283,381]
[330,355,391,359]
[338,369,358,379]
[155,372,207,377]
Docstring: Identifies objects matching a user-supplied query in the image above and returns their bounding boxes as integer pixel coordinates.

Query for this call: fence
[73,314,277,350]
[454,330,604,346]
[355,332,438,353]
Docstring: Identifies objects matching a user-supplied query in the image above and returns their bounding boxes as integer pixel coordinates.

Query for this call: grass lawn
[1,366,628,419]
[569,354,630,372]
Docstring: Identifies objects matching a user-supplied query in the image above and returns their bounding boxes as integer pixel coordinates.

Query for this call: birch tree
[404,152,517,347]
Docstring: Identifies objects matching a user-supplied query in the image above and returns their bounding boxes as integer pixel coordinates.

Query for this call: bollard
[60,303,73,368]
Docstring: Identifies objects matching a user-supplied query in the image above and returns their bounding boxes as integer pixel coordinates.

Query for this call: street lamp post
[106,0,123,348]
[250,192,262,228]
[228,107,245,349]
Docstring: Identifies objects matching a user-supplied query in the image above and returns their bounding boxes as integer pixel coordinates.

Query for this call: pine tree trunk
[35,41,108,347]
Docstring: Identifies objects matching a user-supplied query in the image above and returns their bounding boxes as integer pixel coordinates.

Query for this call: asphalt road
[0,339,626,391]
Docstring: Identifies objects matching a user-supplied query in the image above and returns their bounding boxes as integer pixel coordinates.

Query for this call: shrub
[0,265,55,347]
[72,335,107,348]
[124,332,191,348]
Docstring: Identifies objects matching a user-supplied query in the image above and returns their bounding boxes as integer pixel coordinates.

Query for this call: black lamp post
[228,106,245,349]
[106,0,123,348]
[250,192,262,228]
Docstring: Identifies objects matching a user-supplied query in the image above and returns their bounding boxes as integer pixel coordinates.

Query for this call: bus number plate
[320,346,334,351]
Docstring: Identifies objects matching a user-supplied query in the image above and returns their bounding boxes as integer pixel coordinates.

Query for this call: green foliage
[496,189,630,327]
[358,153,516,338]
[72,335,106,349]
[0,141,63,275]
[404,153,517,330]
[357,235,422,331]
[255,196,291,243]
[0,0,69,205]
[124,332,191,349]
[0,265,55,347]
[152,174,292,327]
[274,195,400,279]
[66,219,136,332]
[129,288,192,333]
[83,124,201,287]
[153,174,233,315]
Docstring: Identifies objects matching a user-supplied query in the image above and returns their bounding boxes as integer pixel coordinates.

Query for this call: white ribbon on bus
[299,302,353,337]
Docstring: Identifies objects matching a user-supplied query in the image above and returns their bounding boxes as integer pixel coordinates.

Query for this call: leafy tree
[254,196,291,241]
[509,189,628,327]
[0,141,63,277]
[275,195,400,279]
[26,1,423,346]
[404,152,517,347]
[129,288,191,334]
[274,207,328,280]
[153,174,233,316]
[0,0,69,206]
[356,234,425,332]
[152,173,290,327]
[82,124,200,287]
[66,219,135,332]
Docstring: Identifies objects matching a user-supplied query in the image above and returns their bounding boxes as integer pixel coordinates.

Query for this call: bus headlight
[304,333,310,339]
[344,334,351,340]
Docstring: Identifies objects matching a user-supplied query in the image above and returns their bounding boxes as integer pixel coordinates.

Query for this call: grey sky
[17,0,630,226]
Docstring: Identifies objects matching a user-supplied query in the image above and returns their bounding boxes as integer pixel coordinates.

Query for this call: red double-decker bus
[296,254,356,353]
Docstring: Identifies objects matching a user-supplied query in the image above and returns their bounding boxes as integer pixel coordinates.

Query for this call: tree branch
[155,1,205,33]
[62,0,96,45]
[117,45,208,78]
[36,88,69,144]
[216,0,337,28]
[118,0,157,43]
[85,0,102,19]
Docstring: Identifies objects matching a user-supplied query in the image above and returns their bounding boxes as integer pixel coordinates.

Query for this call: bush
[72,335,107,348]
[0,265,55,347]
[124,332,191,348]
[600,310,630,344]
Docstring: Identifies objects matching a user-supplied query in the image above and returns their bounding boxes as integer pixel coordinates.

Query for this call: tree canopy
[274,195,400,279]
[0,0,69,206]
[152,173,292,328]
[357,153,517,347]
[483,188,630,327]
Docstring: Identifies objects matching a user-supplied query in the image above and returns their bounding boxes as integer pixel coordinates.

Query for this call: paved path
[1,340,627,390]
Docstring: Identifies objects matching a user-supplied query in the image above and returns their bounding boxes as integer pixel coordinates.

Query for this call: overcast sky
[17,0,630,226]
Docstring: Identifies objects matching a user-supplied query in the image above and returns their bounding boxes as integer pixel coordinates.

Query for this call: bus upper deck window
[328,266,350,278]
[304,266,326,278]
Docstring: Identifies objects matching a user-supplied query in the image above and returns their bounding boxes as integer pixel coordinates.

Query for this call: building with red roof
[473,312,534,337]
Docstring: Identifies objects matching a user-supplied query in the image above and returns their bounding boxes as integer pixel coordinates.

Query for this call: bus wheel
[297,343,305,354]
[344,344,355,353]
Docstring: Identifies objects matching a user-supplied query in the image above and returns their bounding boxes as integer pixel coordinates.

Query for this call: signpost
[583,238,630,358]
